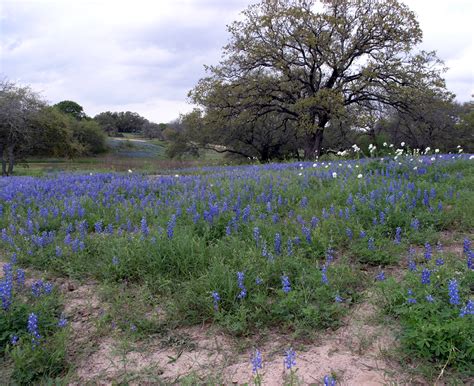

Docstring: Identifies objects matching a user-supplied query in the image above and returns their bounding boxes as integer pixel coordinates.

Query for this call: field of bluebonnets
[0,150,473,383]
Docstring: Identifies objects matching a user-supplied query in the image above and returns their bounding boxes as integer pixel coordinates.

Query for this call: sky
[1,0,473,123]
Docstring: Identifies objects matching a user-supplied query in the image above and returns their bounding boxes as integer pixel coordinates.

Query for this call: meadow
[0,152,473,384]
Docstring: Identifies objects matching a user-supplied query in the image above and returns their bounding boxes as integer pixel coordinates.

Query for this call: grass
[0,153,473,383]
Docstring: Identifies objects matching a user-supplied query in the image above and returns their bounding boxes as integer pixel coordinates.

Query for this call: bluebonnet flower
[421,269,431,285]
[255,277,263,285]
[459,300,473,317]
[376,271,386,281]
[31,280,44,297]
[302,225,311,243]
[28,313,41,346]
[55,246,63,257]
[359,230,366,239]
[448,279,460,305]
[58,316,68,328]
[94,220,103,233]
[368,237,375,251]
[468,250,473,270]
[300,196,308,208]
[281,275,291,293]
[167,214,176,239]
[310,216,319,229]
[274,233,282,255]
[394,227,402,244]
[424,243,432,260]
[407,289,417,304]
[326,248,334,264]
[463,238,471,255]
[284,347,296,370]
[140,217,149,236]
[346,228,353,240]
[253,227,260,246]
[211,291,220,310]
[237,272,247,299]
[130,323,137,332]
[286,239,293,256]
[425,294,435,303]
[321,265,328,285]
[112,256,119,266]
[0,264,13,310]
[16,268,25,288]
[43,282,53,294]
[324,375,337,386]
[272,214,279,224]
[251,349,263,373]
[379,211,385,225]
[10,335,19,345]
[411,218,420,231]
[335,295,343,303]
[435,258,444,266]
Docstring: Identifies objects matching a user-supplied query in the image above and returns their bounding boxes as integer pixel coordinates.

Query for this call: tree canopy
[54,100,87,120]
[190,0,452,159]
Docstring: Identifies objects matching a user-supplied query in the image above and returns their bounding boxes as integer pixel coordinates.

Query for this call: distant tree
[94,111,118,136]
[30,107,83,157]
[94,111,149,134]
[0,79,45,176]
[70,119,107,154]
[142,121,165,140]
[54,100,87,120]
[191,0,451,159]
[379,93,464,152]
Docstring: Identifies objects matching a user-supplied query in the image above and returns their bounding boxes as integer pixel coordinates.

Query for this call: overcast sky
[1,0,473,123]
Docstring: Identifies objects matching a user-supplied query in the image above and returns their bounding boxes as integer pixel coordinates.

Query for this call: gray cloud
[1,0,472,123]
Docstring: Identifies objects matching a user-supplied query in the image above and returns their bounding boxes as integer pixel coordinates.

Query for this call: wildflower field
[0,153,473,384]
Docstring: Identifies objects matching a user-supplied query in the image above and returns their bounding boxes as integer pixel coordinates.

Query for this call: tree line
[166,0,473,161]
[0,81,109,176]
[0,80,172,176]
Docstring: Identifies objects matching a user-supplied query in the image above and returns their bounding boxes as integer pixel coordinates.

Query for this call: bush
[71,119,107,154]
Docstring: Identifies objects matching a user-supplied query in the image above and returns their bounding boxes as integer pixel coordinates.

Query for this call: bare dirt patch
[73,292,406,384]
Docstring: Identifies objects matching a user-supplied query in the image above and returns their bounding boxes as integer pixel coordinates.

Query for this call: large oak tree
[191,0,451,159]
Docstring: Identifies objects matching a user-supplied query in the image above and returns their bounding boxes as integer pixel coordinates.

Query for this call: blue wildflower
[324,375,337,386]
[27,313,41,346]
[394,227,402,244]
[16,268,25,288]
[167,214,176,239]
[425,294,435,303]
[274,233,282,255]
[281,275,291,293]
[368,237,375,251]
[251,349,263,373]
[448,279,460,305]
[237,272,247,299]
[302,225,311,243]
[459,300,473,317]
[211,291,220,310]
[376,271,385,281]
[346,228,353,240]
[58,316,68,328]
[284,347,296,370]
[321,265,328,285]
[424,243,432,260]
[421,269,431,285]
